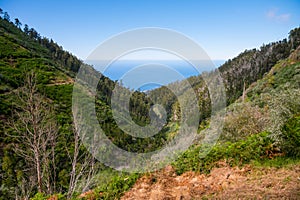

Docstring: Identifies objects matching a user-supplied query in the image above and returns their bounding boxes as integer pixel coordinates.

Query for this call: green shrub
[31,193,65,200]
[173,131,274,174]
[252,156,300,168]
[95,173,140,200]
[280,115,300,158]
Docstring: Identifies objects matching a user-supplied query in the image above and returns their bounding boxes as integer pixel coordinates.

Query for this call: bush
[221,102,270,142]
[280,115,300,158]
[95,173,140,200]
[173,131,274,174]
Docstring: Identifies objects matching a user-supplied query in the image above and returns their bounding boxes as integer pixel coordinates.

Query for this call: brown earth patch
[121,163,300,200]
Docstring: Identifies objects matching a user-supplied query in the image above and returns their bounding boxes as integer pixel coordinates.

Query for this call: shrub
[173,131,274,174]
[280,115,300,158]
[221,102,270,142]
[95,173,140,200]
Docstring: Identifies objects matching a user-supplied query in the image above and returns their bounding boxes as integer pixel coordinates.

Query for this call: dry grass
[121,162,300,200]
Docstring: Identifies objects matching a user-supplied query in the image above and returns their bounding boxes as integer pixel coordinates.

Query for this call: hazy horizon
[88,59,225,91]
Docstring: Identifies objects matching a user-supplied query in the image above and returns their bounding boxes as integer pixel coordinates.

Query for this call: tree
[14,18,22,28]
[23,24,29,34]
[66,110,99,199]
[3,11,10,21]
[0,8,3,18]
[29,28,38,39]
[289,27,300,50]
[9,72,58,195]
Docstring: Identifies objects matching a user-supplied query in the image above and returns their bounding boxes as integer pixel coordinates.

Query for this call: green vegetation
[173,131,274,174]
[0,9,299,199]
[95,173,140,200]
[252,156,300,168]
[173,51,300,176]
[280,115,300,158]
[0,10,167,199]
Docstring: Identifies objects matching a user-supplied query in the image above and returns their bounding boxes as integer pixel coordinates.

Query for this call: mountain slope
[120,43,300,200]
[149,31,296,122]
[0,15,165,199]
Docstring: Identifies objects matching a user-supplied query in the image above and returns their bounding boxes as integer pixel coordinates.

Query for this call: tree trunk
[35,151,42,193]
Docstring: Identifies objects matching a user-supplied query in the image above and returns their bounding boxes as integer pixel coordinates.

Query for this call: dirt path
[46,77,74,86]
[121,163,300,200]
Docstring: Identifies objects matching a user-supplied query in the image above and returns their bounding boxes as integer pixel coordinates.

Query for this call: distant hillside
[149,28,299,122]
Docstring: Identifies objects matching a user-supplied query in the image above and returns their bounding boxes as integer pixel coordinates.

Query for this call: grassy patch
[251,156,300,168]
[172,131,274,174]
[94,172,140,200]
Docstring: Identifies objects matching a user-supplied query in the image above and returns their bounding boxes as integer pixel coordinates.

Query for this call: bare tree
[8,72,58,196]
[66,107,99,199]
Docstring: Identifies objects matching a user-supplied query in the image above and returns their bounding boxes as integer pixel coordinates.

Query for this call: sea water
[91,60,224,91]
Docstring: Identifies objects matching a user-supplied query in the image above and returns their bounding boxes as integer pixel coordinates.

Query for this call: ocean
[90,60,225,91]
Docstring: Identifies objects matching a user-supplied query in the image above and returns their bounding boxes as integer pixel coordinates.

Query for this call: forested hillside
[149,28,298,122]
[0,9,299,199]
[0,14,93,199]
[122,45,300,199]
[0,12,160,199]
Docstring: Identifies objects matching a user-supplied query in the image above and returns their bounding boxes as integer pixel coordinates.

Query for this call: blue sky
[1,0,299,60]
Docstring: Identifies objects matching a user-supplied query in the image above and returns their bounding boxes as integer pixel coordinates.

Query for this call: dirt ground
[121,162,300,200]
